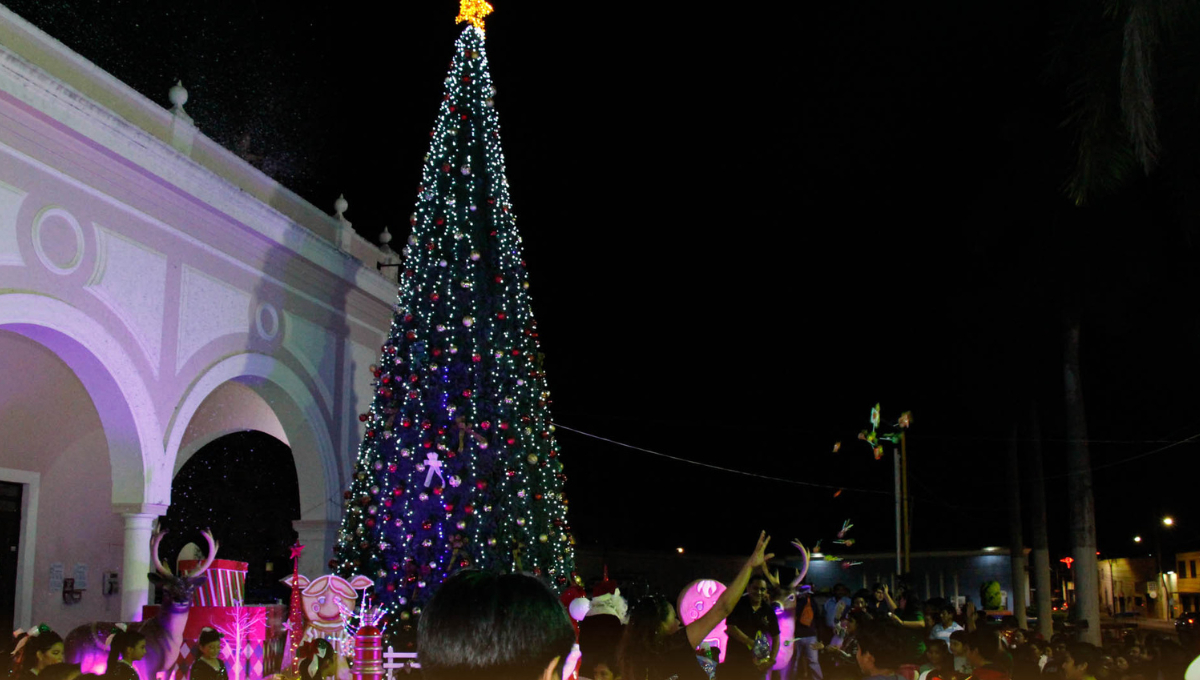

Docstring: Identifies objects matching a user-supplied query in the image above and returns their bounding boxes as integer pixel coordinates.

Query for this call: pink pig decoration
[280,573,375,641]
[677,579,728,663]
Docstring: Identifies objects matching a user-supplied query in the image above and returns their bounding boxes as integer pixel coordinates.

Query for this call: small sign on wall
[73,563,88,591]
[49,562,63,593]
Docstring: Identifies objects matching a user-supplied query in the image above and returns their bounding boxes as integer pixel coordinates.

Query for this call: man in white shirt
[929,604,964,651]
[824,584,852,631]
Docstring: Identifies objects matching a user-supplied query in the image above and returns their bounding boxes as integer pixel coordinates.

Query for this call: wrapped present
[178,559,249,606]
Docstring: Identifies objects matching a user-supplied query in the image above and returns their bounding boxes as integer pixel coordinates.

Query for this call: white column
[293,519,339,577]
[116,504,167,621]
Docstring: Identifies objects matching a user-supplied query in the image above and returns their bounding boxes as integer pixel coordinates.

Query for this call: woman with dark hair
[618,532,773,680]
[188,629,227,680]
[103,629,144,680]
[867,584,894,618]
[13,627,64,680]
[298,639,338,680]
[417,569,577,680]
[887,591,926,631]
[825,610,870,678]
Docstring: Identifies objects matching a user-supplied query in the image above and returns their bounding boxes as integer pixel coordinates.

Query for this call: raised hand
[748,531,774,568]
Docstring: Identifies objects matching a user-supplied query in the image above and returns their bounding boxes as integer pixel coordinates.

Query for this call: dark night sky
[5,1,1197,564]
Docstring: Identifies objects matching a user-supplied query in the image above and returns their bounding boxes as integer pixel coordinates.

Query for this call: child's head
[949,630,969,658]
[18,629,64,673]
[198,628,223,660]
[107,628,147,669]
[926,639,949,667]
[1062,642,1101,680]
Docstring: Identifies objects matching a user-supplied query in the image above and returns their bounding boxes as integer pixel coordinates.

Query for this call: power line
[552,422,895,497]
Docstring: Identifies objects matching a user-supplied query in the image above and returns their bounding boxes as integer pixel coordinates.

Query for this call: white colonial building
[0,6,397,631]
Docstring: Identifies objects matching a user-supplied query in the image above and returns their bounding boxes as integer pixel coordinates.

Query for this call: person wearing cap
[189,629,227,680]
[579,571,626,680]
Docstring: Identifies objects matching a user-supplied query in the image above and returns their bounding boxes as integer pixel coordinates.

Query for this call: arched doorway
[0,328,122,631]
[165,353,343,577]
[160,431,300,603]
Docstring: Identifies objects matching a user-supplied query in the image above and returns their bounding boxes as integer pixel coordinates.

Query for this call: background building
[0,6,394,632]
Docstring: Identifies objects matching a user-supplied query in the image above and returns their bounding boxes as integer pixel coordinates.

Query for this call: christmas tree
[332,0,575,621]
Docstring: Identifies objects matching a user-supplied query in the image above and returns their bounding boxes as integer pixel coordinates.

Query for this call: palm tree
[1057,0,1199,205]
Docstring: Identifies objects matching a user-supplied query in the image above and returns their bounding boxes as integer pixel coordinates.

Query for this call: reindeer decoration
[64,530,219,680]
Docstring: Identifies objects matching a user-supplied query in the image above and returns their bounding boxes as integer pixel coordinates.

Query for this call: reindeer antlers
[789,539,810,590]
[151,530,172,577]
[183,529,220,578]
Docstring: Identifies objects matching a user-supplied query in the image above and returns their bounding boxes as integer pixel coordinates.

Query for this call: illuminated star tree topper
[455,0,494,32]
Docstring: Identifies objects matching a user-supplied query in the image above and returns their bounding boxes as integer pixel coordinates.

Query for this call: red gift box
[177,559,249,606]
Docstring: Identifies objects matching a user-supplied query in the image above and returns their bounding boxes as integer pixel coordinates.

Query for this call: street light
[1134,536,1143,543]
[1152,517,1176,620]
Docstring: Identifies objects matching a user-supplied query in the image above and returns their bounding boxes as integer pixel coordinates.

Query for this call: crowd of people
[0,626,147,680]
[0,625,338,680]
[5,535,1195,680]
[415,533,1198,680]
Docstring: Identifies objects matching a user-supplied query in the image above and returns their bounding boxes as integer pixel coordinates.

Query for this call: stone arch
[165,353,340,526]
[0,292,159,505]
[172,380,290,478]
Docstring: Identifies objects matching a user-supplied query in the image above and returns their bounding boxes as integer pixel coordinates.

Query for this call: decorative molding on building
[86,225,168,375]
[176,264,251,374]
[0,177,27,266]
[30,205,84,275]
[282,310,337,416]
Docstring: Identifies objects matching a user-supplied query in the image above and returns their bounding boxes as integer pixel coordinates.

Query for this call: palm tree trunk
[1007,426,1029,629]
[1027,403,1054,640]
[1064,313,1101,645]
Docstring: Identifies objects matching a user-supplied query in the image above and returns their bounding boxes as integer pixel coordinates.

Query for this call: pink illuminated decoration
[677,579,728,663]
[280,573,375,643]
[214,601,267,680]
[772,540,812,671]
[773,600,796,672]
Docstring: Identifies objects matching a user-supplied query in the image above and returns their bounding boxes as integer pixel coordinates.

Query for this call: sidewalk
[1098,614,1177,637]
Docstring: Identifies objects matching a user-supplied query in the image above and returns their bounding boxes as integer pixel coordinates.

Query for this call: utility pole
[860,405,911,576]
[1027,404,1053,640]
[901,430,911,574]
[1006,425,1028,629]
[895,448,902,575]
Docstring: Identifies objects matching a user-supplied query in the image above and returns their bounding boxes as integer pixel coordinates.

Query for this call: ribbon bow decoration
[104,623,128,649]
[454,416,488,452]
[423,453,445,487]
[511,539,527,572]
[448,534,471,570]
